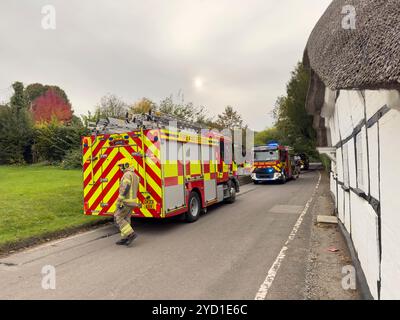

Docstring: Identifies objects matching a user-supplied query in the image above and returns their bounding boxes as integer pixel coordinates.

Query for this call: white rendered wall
[336,91,365,139]
[330,171,337,202]
[368,124,380,201]
[320,88,400,299]
[347,139,357,189]
[349,193,380,298]
[379,109,400,299]
[365,90,400,119]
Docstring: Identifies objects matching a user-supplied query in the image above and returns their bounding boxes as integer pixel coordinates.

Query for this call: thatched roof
[303,0,400,147]
[304,0,400,91]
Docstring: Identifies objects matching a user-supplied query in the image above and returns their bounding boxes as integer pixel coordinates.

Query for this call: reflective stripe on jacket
[118,168,139,207]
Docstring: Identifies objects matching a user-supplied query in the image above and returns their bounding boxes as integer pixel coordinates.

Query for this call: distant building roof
[304,0,400,91]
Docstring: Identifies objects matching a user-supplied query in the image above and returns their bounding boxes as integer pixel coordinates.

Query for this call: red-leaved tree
[31,89,73,123]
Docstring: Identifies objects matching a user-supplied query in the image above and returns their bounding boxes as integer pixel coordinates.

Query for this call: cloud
[0,0,331,131]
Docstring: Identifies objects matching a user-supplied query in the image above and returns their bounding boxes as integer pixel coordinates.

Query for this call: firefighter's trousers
[114,205,134,238]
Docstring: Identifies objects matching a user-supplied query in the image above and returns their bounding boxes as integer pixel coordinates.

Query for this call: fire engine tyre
[185,192,201,223]
[226,181,236,204]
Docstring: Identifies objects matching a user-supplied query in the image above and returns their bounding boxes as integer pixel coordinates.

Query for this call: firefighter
[114,159,140,246]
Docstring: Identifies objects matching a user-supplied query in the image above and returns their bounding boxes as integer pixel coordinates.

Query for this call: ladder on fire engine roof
[88,110,209,135]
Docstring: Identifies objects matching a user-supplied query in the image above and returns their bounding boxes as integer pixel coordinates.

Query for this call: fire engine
[251,142,300,184]
[82,113,240,222]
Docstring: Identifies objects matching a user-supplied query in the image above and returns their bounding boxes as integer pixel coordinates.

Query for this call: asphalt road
[0,168,321,300]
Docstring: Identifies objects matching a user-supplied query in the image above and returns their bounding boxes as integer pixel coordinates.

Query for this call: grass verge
[0,165,110,254]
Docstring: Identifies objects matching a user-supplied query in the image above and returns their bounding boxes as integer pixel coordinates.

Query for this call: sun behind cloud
[193,77,204,90]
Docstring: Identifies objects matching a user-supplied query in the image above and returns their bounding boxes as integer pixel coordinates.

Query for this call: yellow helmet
[116,159,132,170]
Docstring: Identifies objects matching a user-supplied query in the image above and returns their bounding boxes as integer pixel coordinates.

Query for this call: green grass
[0,165,106,247]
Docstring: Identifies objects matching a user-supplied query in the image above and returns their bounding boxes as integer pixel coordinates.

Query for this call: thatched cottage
[304,0,400,299]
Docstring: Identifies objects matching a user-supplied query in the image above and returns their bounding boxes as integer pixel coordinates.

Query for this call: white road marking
[254,172,322,300]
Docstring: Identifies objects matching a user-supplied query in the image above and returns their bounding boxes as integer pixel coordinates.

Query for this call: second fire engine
[251,142,300,184]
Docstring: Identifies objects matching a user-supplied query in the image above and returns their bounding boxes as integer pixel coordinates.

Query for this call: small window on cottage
[356,132,364,190]
[343,143,349,188]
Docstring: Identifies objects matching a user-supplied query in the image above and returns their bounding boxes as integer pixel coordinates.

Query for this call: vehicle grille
[256,174,274,179]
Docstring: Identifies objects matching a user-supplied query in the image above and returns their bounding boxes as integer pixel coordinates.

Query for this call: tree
[0,104,33,164]
[157,93,213,125]
[130,98,156,114]
[24,83,70,105]
[95,94,128,119]
[216,106,244,130]
[10,81,28,114]
[254,127,283,146]
[272,62,317,157]
[81,110,101,128]
[71,115,84,127]
[30,88,73,123]
[0,82,34,163]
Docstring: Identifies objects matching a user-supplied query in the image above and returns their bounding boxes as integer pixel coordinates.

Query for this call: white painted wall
[379,109,400,300]
[321,88,400,299]
[368,124,380,201]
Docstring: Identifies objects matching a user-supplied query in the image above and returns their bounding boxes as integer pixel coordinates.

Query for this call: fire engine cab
[82,113,240,223]
[251,142,299,184]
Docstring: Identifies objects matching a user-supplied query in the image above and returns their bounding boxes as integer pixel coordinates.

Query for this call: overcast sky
[0,0,331,131]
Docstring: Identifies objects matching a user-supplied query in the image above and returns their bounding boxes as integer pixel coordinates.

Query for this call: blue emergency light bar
[267,143,279,148]
[266,141,279,148]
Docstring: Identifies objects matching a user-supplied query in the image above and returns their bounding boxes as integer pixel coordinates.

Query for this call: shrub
[32,120,88,163]
[320,154,331,173]
[0,106,33,164]
[61,148,82,169]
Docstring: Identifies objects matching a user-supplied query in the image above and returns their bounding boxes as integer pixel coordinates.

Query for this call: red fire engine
[82,113,240,222]
[251,142,300,184]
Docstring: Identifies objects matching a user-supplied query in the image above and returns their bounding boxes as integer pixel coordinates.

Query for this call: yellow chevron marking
[101,170,120,214]
[82,143,91,164]
[83,139,99,182]
[145,171,162,196]
[144,136,160,160]
[84,147,119,197]
[118,147,147,194]
[119,146,161,198]
[92,165,120,213]
[146,154,161,176]
[140,204,153,218]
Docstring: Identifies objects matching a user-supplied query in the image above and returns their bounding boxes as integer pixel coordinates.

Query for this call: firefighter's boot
[115,238,128,245]
[124,233,138,247]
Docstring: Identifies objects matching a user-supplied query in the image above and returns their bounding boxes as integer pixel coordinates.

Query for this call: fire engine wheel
[185,192,201,223]
[226,181,236,203]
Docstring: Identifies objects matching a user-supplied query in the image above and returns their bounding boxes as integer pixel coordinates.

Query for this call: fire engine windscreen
[254,150,279,161]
